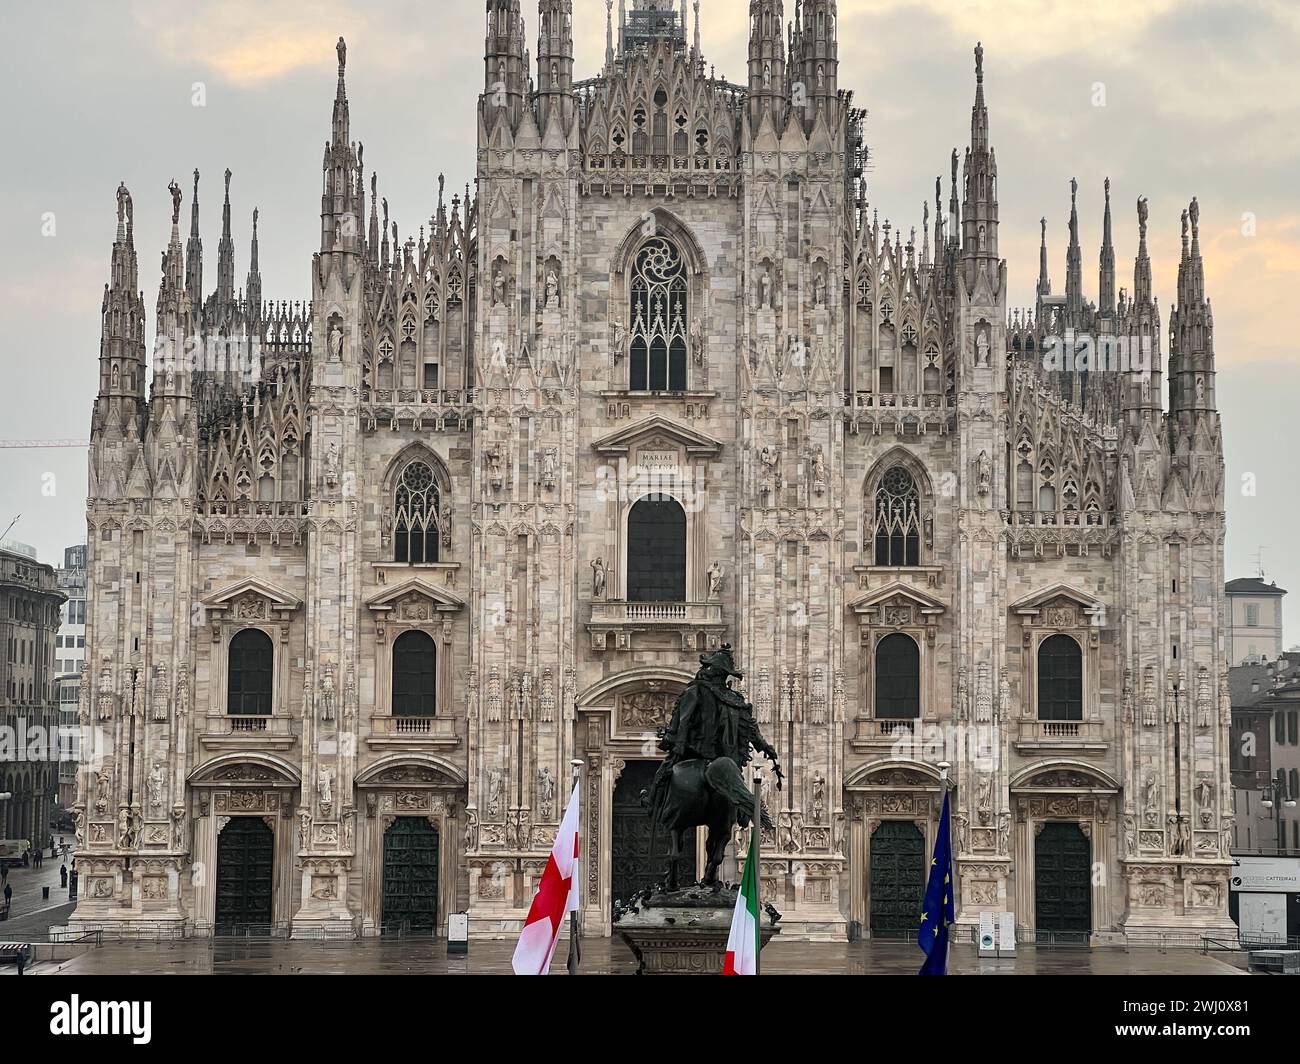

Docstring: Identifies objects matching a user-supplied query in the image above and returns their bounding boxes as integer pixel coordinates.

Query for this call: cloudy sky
[2,0,1297,636]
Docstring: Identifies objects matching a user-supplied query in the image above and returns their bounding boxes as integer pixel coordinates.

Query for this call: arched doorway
[869,820,925,937]
[1034,822,1091,942]
[610,760,691,923]
[382,817,439,935]
[214,817,274,933]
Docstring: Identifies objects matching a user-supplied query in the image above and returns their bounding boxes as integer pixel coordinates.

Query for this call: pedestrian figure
[3,881,12,912]
[60,864,67,888]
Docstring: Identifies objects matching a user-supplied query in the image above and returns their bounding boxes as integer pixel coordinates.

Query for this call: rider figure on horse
[645,644,783,857]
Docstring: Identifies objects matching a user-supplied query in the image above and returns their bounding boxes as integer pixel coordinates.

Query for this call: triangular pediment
[590,415,724,458]
[1008,583,1100,615]
[849,581,946,615]
[365,576,465,613]
[201,577,301,613]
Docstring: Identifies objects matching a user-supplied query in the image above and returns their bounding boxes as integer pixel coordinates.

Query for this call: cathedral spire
[693,0,701,58]
[606,0,615,67]
[1121,194,1162,425]
[215,167,235,312]
[184,168,203,314]
[1064,177,1083,320]
[796,0,838,126]
[748,0,786,129]
[96,183,147,423]
[320,37,361,259]
[1133,194,1152,306]
[960,43,997,261]
[155,180,192,402]
[246,207,262,315]
[1036,217,1051,307]
[1169,197,1216,420]
[537,0,574,130]
[484,1,527,128]
[1099,177,1116,317]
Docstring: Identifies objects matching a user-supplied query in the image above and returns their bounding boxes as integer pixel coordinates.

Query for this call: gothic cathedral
[73,1,1234,942]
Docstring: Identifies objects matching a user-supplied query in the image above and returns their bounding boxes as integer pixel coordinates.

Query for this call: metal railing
[46,928,103,945]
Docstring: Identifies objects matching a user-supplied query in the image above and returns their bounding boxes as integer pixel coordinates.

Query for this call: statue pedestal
[613,883,780,975]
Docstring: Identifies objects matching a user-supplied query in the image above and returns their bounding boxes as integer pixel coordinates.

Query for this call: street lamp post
[1259,775,1298,854]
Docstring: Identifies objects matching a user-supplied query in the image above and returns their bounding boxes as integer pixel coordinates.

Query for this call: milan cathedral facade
[70,0,1234,942]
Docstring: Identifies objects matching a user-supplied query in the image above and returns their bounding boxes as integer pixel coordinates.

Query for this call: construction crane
[0,439,89,448]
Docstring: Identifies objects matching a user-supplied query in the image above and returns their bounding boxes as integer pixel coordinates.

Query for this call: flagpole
[567,758,584,975]
[938,760,951,975]
[751,768,762,977]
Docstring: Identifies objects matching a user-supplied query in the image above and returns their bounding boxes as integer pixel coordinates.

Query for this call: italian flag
[722,828,760,975]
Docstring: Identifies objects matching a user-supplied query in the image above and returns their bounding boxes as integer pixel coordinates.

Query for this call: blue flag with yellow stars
[917,789,955,976]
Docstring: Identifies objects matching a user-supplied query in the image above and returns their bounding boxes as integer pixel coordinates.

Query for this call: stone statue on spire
[169,179,182,225]
[337,36,346,75]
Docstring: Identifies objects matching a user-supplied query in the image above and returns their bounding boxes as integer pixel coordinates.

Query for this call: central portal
[610,760,694,922]
[1034,821,1091,942]
[382,816,440,934]
[868,820,925,938]
[214,816,274,934]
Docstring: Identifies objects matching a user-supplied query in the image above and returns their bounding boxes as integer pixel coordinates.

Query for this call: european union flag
[917,789,955,975]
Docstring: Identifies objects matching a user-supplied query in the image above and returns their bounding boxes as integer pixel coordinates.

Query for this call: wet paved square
[32,937,1248,976]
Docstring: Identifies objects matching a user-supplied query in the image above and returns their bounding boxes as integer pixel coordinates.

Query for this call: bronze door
[869,820,925,938]
[214,816,274,933]
[382,816,439,934]
[1034,821,1092,942]
[610,760,692,920]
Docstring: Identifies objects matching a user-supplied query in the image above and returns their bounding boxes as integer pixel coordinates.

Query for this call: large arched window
[873,466,921,566]
[392,630,437,716]
[874,633,920,719]
[626,496,686,602]
[227,628,273,715]
[395,460,441,564]
[1037,634,1082,720]
[628,237,688,391]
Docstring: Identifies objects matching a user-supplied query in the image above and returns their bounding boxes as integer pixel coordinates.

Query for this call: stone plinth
[613,883,780,975]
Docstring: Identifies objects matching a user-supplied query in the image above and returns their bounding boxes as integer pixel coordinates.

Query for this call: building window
[626,496,686,601]
[1290,711,1298,746]
[1277,711,1287,745]
[874,633,920,719]
[873,466,921,566]
[1037,634,1083,721]
[227,629,273,715]
[394,460,441,564]
[1245,603,1259,627]
[628,237,688,391]
[392,630,437,716]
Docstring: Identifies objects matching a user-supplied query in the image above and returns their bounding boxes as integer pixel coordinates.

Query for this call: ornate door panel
[214,816,274,933]
[611,760,692,920]
[869,820,925,938]
[382,816,439,934]
[1034,821,1091,941]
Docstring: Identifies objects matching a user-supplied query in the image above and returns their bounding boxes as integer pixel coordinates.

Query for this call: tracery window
[628,238,688,391]
[394,460,442,564]
[873,466,921,566]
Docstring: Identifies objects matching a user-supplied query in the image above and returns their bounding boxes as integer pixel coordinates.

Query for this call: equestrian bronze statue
[641,644,783,891]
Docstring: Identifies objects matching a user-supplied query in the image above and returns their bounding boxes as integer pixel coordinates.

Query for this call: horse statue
[640,644,782,891]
